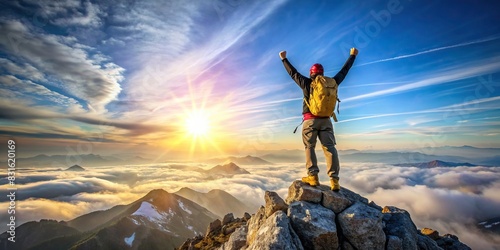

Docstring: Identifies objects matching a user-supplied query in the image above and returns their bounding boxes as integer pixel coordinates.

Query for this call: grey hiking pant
[302,118,340,180]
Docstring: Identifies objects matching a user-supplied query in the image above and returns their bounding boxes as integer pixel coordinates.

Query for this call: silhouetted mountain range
[204,155,272,165]
[15,145,500,168]
[258,147,500,166]
[394,160,478,168]
[176,162,251,177]
[17,154,149,168]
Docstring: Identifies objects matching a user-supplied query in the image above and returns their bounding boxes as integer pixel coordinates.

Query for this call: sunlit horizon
[1,1,499,158]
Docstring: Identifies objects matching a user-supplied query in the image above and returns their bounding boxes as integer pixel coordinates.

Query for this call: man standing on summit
[279,48,358,191]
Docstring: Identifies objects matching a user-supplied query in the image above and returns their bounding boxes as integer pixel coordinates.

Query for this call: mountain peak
[208,162,250,175]
[143,189,169,200]
[206,189,227,195]
[177,187,196,193]
[65,165,85,171]
[428,160,446,167]
[181,181,471,250]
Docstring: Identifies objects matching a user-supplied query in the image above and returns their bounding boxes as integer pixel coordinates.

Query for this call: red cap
[310,63,324,75]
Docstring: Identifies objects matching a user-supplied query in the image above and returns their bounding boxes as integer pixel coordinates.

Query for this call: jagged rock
[417,234,443,250]
[320,188,353,214]
[264,191,288,217]
[179,235,203,250]
[206,219,222,237]
[382,206,418,250]
[246,210,304,250]
[222,213,235,225]
[219,225,248,250]
[288,201,339,250]
[180,215,248,250]
[369,200,383,211]
[342,241,355,250]
[246,206,266,246]
[177,181,471,250]
[243,212,251,221]
[287,181,372,214]
[338,202,386,250]
[286,180,322,204]
[435,234,471,250]
[386,235,403,250]
[222,224,237,235]
[421,228,440,240]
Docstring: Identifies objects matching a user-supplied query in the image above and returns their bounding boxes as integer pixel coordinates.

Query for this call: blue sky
[1,0,500,158]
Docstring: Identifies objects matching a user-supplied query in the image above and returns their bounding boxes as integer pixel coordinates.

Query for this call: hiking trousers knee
[302,118,340,180]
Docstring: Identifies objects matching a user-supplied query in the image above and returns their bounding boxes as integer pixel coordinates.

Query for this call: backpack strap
[293,118,304,133]
[303,97,311,111]
[337,98,341,114]
[331,112,338,122]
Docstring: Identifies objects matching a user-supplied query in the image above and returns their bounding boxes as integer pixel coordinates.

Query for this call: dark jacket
[282,55,356,114]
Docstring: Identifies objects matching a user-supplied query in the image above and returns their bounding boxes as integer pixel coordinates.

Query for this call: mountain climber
[279,48,358,191]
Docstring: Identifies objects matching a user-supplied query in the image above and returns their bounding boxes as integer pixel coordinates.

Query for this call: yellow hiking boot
[301,175,320,187]
[330,178,340,192]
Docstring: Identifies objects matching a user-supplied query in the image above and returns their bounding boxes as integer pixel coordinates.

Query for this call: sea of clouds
[1,161,500,249]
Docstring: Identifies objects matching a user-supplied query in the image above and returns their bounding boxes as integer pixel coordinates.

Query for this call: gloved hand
[279,50,287,60]
[350,48,358,56]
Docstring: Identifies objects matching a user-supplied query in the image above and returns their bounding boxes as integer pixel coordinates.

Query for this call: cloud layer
[1,162,499,249]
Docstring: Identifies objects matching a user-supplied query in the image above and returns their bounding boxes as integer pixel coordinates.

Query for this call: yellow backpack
[304,75,340,122]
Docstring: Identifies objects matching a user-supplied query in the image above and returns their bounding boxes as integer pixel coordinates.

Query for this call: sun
[185,111,210,137]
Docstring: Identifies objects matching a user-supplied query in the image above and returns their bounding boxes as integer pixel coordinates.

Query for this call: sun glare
[185,111,210,137]
[159,76,230,159]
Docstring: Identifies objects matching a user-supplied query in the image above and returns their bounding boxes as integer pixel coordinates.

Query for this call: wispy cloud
[0,101,167,137]
[0,75,84,111]
[358,35,500,67]
[339,95,500,124]
[343,57,500,102]
[123,1,288,106]
[50,0,104,27]
[0,20,124,112]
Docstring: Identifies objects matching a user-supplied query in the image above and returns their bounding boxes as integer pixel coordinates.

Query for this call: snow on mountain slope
[132,201,175,223]
[124,232,135,247]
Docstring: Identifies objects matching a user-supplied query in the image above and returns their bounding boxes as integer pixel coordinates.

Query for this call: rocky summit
[180,180,471,250]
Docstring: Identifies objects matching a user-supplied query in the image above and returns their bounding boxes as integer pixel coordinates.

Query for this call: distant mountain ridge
[257,146,500,166]
[394,160,478,168]
[17,153,149,168]
[205,155,272,165]
[16,145,500,167]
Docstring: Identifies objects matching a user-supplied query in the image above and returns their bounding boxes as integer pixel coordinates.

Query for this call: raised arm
[334,48,358,85]
[280,50,308,89]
